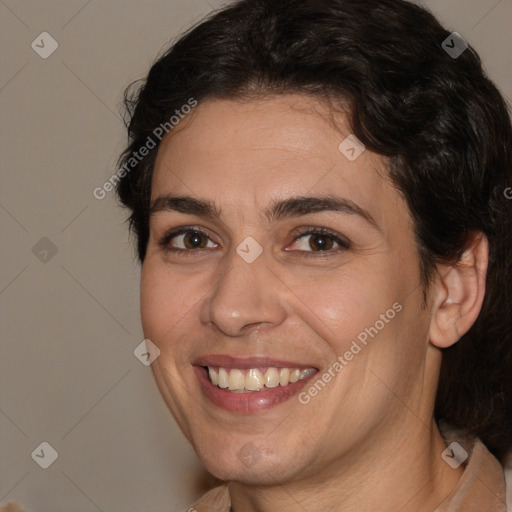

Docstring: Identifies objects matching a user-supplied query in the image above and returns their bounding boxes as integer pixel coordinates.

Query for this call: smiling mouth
[203,366,317,393]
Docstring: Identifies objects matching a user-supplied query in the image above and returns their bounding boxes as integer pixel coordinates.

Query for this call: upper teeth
[207,367,316,392]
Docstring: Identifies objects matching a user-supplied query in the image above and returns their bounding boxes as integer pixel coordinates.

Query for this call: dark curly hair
[116,0,512,461]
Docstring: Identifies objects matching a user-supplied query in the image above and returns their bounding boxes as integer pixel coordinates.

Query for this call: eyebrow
[149,194,379,229]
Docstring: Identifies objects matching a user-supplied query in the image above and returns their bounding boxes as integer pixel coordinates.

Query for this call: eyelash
[158,225,350,258]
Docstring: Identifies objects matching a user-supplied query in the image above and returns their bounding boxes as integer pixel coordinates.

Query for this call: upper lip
[193,354,318,370]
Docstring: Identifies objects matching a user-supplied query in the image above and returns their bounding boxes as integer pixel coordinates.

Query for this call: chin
[196,442,302,485]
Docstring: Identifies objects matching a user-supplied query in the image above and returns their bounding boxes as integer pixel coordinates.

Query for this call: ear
[429,232,488,349]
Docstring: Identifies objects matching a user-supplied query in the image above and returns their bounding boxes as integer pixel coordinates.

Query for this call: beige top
[187,436,507,512]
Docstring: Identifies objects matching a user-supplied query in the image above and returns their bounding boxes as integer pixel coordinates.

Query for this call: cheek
[291,266,400,345]
[140,262,198,342]
[140,265,166,339]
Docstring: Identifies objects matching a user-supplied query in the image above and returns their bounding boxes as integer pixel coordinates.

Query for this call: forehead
[151,95,401,227]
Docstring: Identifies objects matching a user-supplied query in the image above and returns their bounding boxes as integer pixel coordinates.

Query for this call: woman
[116,0,512,510]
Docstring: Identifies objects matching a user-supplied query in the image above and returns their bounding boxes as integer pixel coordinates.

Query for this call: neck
[228,422,464,512]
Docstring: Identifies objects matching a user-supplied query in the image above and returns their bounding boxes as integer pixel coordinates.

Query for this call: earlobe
[429,232,488,349]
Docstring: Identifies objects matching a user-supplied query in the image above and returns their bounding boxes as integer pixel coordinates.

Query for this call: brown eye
[308,234,335,251]
[290,228,349,255]
[182,231,209,249]
[161,228,217,252]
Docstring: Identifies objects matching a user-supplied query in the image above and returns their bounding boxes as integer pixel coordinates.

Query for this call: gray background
[1,1,511,511]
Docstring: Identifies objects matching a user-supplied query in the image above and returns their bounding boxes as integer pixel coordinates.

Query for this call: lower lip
[193,366,317,413]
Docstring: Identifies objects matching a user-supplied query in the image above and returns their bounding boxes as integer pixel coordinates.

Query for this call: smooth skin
[140,95,488,512]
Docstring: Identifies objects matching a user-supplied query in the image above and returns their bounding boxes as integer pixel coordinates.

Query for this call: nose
[200,248,288,337]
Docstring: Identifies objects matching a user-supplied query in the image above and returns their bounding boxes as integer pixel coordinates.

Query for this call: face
[141,95,435,485]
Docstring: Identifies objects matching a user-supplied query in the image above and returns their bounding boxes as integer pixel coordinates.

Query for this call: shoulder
[0,504,27,512]
[187,485,231,512]
[437,422,507,511]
